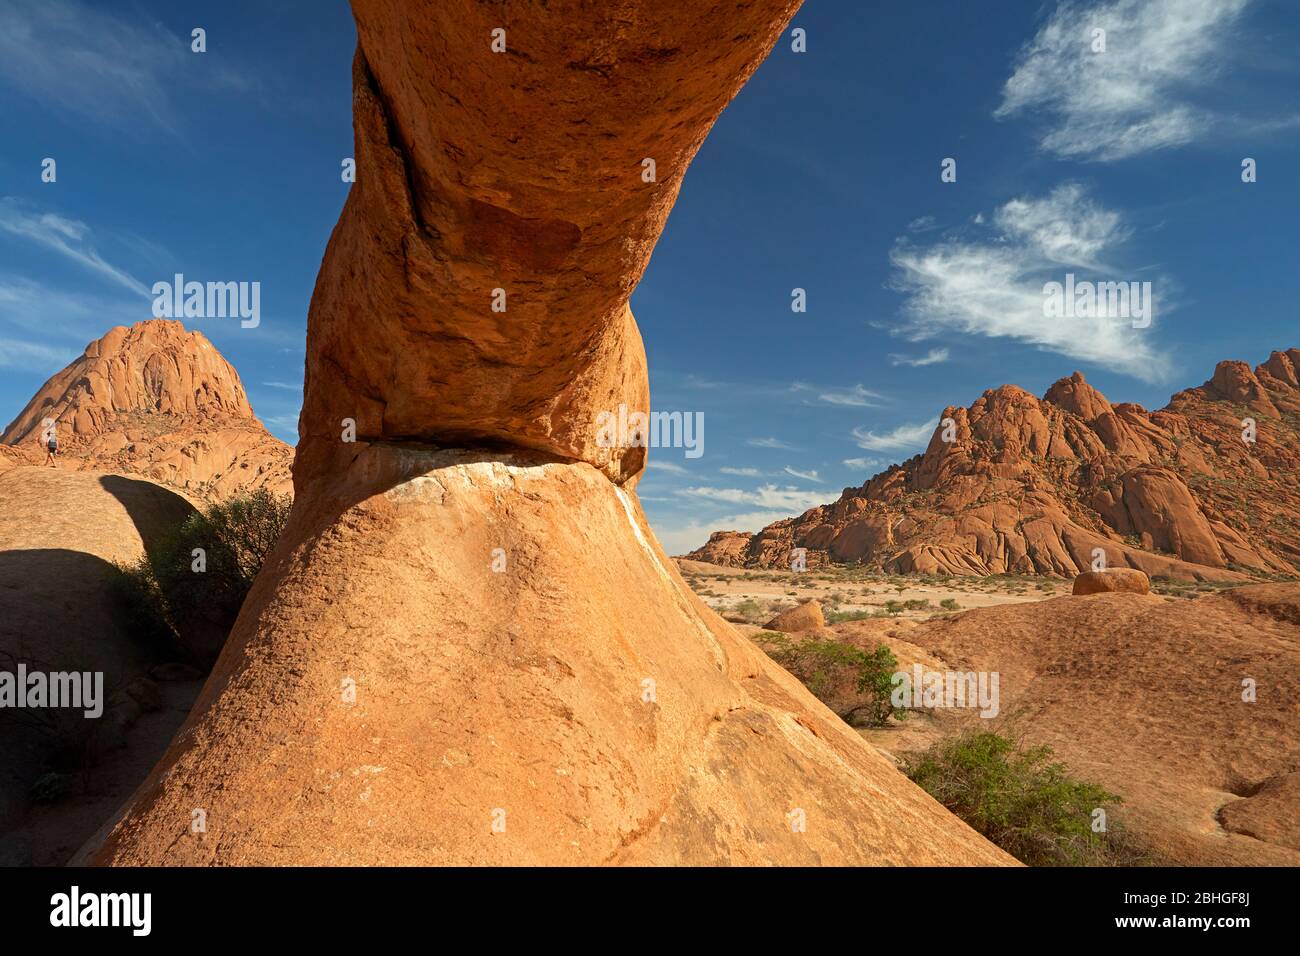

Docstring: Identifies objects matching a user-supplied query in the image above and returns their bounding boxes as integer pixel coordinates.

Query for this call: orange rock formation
[691,355,1300,580]
[84,1,1012,865]
[1,320,292,499]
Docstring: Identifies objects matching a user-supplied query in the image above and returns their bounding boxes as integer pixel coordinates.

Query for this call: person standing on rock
[42,418,58,466]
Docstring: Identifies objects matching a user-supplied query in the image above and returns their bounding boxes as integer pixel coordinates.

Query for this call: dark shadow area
[0,547,202,866]
[97,475,196,564]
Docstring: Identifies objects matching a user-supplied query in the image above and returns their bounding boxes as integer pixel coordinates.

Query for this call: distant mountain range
[689,349,1300,581]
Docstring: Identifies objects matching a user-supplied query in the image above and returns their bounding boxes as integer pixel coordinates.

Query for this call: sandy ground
[674,557,1061,624]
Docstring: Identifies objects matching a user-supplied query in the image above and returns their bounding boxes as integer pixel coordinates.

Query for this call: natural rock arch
[85,0,1011,866]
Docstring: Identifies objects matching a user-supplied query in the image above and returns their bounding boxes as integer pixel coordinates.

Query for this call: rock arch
[85,0,1011,865]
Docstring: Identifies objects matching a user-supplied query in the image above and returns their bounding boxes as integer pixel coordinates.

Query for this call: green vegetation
[761,635,903,727]
[111,488,292,662]
[720,598,766,624]
[902,731,1150,866]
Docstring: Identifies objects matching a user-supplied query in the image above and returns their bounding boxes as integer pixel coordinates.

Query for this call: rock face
[1072,568,1151,596]
[83,1,1011,865]
[2,320,292,499]
[764,601,825,632]
[691,355,1300,581]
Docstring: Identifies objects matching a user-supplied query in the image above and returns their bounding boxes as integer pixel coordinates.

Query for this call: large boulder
[764,601,825,633]
[1072,568,1151,595]
[83,446,1011,865]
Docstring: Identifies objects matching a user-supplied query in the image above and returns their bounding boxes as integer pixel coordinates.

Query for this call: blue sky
[1,0,1297,554]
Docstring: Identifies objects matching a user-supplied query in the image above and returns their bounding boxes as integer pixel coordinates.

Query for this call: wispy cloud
[747,436,795,450]
[261,381,302,392]
[0,336,77,370]
[851,421,936,453]
[889,348,950,367]
[800,382,888,407]
[719,466,762,477]
[995,0,1251,161]
[679,484,829,513]
[648,460,690,475]
[783,466,821,483]
[842,457,886,471]
[0,200,150,296]
[889,184,1172,382]
[0,0,259,128]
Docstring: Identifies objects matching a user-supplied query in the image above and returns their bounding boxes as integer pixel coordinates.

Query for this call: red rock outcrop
[691,354,1300,581]
[2,320,292,499]
[83,1,1011,866]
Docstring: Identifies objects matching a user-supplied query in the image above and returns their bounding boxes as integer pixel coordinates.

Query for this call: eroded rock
[82,1,1013,866]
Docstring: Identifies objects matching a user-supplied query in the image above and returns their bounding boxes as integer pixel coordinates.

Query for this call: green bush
[902,731,1148,866]
[939,598,960,611]
[725,598,765,623]
[112,488,291,664]
[763,636,903,727]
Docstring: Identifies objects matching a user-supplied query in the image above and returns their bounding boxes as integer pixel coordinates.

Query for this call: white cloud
[851,421,936,453]
[783,466,821,483]
[0,337,76,370]
[889,348,950,367]
[889,184,1172,382]
[995,184,1125,268]
[842,457,885,471]
[995,0,1251,161]
[0,200,150,297]
[261,381,302,392]
[812,383,887,407]
[719,466,761,477]
[648,459,689,475]
[679,484,829,513]
[747,436,794,450]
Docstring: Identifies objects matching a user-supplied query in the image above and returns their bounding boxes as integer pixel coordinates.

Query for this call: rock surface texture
[2,320,292,499]
[84,1,1011,865]
[691,356,1300,581]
